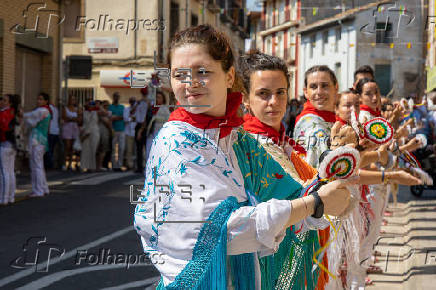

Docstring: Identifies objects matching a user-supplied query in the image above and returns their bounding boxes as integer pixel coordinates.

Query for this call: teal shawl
[157,130,321,290]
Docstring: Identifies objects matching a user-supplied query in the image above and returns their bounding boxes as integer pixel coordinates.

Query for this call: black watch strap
[311,191,324,219]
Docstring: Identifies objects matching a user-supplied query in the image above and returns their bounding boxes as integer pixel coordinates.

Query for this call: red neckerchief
[335,115,348,125]
[86,106,100,111]
[152,106,160,115]
[42,105,52,118]
[359,104,381,117]
[0,107,15,142]
[168,92,243,139]
[295,101,336,124]
[243,113,307,155]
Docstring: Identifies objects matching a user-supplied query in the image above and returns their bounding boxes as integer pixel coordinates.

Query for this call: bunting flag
[313,7,317,16]
[407,42,412,49]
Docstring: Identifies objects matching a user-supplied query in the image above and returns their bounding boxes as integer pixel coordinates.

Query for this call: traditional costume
[24,106,51,196]
[293,101,336,168]
[0,107,16,204]
[134,93,324,289]
[243,113,331,290]
[358,105,389,281]
[294,103,366,289]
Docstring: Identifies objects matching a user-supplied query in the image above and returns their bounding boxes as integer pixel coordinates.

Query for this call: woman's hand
[402,137,422,152]
[388,170,422,185]
[330,122,358,149]
[318,179,351,216]
[377,142,390,165]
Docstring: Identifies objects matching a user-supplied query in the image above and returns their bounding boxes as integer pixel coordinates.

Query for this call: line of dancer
[133,25,430,289]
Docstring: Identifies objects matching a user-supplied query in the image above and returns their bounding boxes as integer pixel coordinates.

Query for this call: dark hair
[168,25,243,93]
[355,78,377,95]
[336,89,357,107]
[3,94,20,114]
[354,65,374,82]
[155,90,167,104]
[304,65,338,88]
[39,92,50,102]
[238,51,290,98]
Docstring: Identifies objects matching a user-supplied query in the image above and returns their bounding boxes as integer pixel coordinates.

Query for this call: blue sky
[247,0,262,12]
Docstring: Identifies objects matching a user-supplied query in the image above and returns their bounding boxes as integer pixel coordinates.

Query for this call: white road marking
[123,178,145,186]
[16,264,154,290]
[0,226,133,288]
[99,276,160,290]
[71,172,135,185]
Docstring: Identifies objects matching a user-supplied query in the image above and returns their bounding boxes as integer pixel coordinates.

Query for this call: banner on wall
[427,66,436,92]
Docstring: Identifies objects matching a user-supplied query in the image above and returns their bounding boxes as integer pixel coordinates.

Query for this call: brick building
[0,0,61,110]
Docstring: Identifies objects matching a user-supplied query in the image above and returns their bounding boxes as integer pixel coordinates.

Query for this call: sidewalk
[368,186,436,289]
[14,169,137,202]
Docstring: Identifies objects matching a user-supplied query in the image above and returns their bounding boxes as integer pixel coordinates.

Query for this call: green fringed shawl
[157,130,322,289]
[233,130,321,290]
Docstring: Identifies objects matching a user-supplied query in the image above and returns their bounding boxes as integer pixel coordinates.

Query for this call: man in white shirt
[124,97,137,170]
[44,102,60,169]
[134,87,149,173]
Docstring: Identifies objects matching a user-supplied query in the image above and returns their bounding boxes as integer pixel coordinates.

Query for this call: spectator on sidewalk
[24,93,52,198]
[80,100,100,172]
[143,90,170,166]
[0,94,20,205]
[44,101,60,169]
[124,96,137,170]
[134,87,149,173]
[109,92,125,171]
[97,100,112,171]
[61,95,80,170]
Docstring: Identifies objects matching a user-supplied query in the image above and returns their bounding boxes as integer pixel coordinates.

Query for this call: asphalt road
[0,171,160,290]
[1,171,435,290]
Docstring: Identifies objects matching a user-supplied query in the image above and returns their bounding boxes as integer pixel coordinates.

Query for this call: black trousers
[135,124,147,171]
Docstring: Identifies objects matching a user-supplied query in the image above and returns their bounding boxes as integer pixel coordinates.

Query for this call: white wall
[298,23,356,95]
[354,5,424,98]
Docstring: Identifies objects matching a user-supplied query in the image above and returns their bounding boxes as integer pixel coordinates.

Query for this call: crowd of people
[133,25,435,290]
[0,87,171,205]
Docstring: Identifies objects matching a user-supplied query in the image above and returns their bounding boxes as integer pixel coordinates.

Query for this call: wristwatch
[310,191,324,219]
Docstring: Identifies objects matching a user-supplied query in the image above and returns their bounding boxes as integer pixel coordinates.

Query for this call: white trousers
[0,144,16,204]
[111,131,125,169]
[80,129,100,170]
[30,144,49,196]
